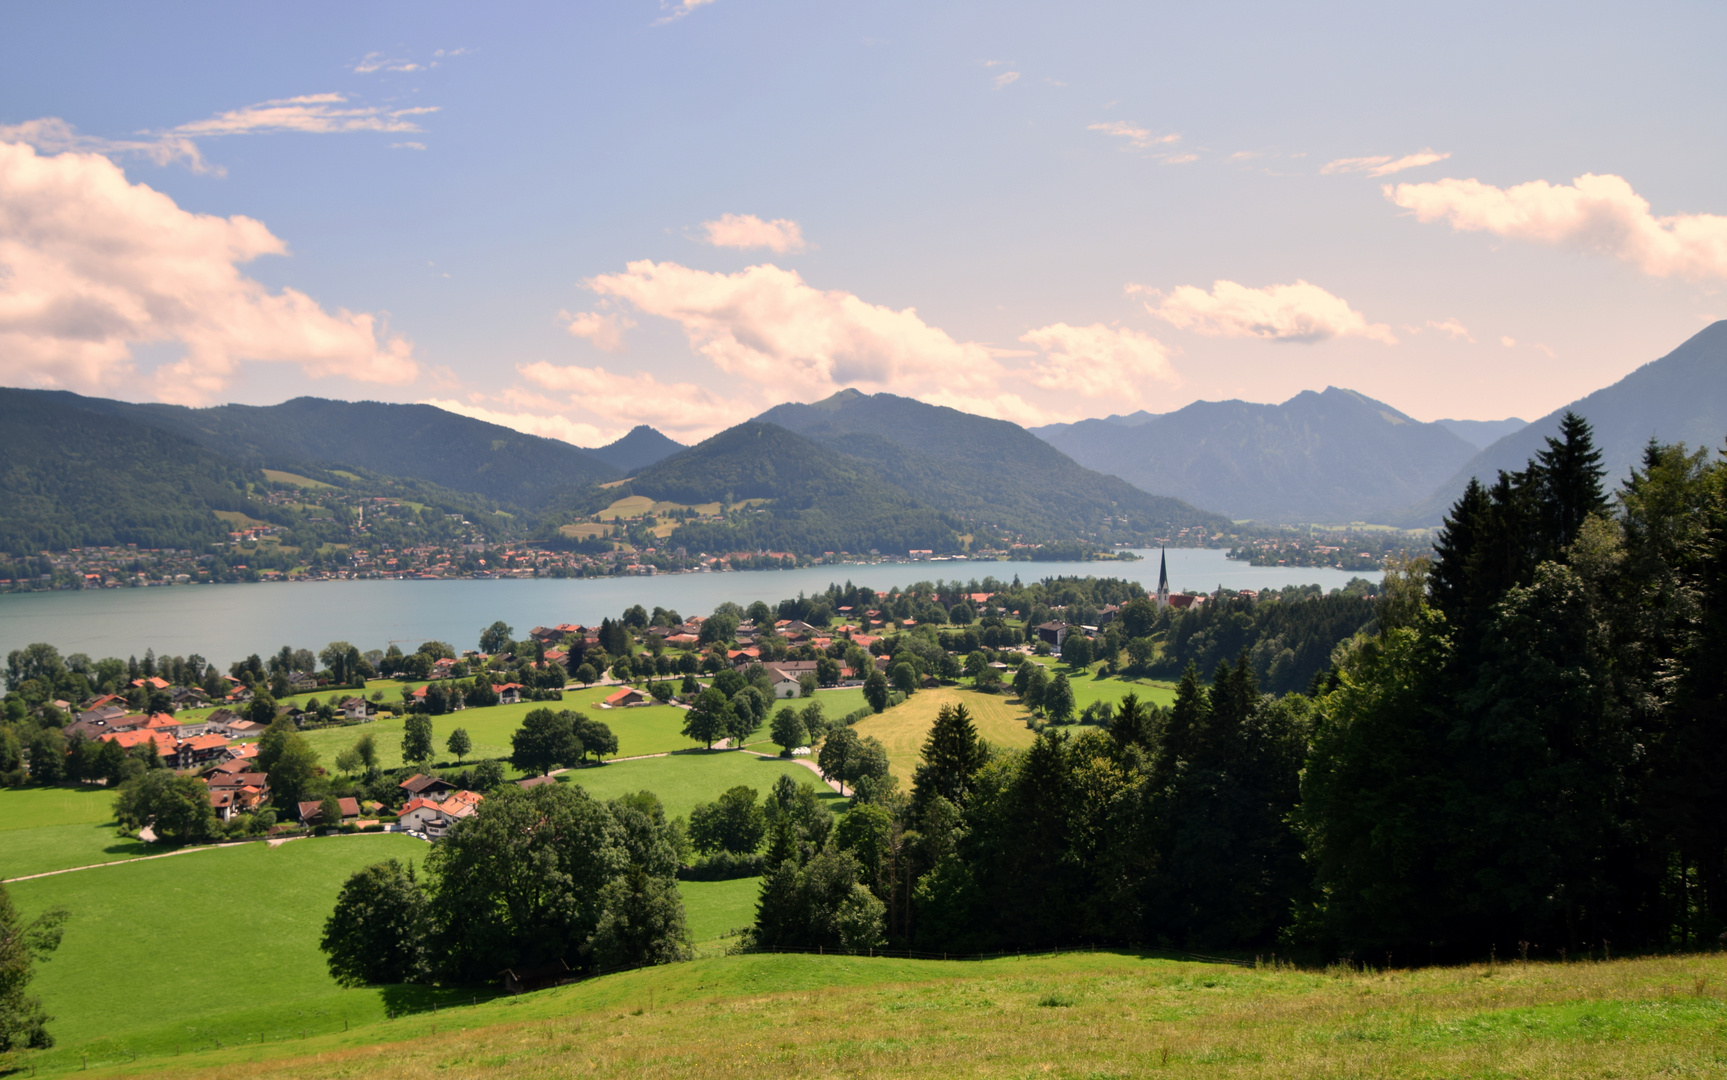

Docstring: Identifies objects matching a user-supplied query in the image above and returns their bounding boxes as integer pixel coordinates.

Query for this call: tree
[25,728,65,784]
[949,602,974,626]
[689,785,768,854]
[681,688,734,750]
[729,687,767,746]
[402,715,435,769]
[0,882,67,1051]
[320,860,429,986]
[912,703,988,811]
[335,746,362,776]
[818,726,862,795]
[588,863,693,970]
[511,708,583,775]
[319,642,362,686]
[862,670,890,713]
[479,620,515,655]
[1061,632,1093,669]
[471,759,506,792]
[573,716,619,763]
[1023,664,1049,712]
[446,727,472,764]
[890,661,917,696]
[317,793,344,827]
[267,734,321,811]
[575,663,598,687]
[1044,672,1076,724]
[770,706,808,754]
[353,732,379,775]
[113,770,217,844]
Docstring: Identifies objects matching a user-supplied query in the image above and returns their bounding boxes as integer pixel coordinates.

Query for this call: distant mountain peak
[587,425,685,474]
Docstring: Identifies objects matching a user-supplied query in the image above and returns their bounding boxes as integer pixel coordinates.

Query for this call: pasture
[0,785,151,879]
[851,686,1037,785]
[678,876,760,949]
[561,750,845,821]
[46,949,1727,1079]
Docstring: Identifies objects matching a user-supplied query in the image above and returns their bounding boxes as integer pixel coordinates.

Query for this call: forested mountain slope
[587,425,684,473]
[756,390,1228,543]
[62,395,624,508]
[1033,387,1478,523]
[1396,321,1727,525]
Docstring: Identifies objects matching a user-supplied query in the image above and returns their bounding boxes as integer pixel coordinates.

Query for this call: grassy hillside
[561,750,846,821]
[39,949,1727,1078]
[0,786,151,879]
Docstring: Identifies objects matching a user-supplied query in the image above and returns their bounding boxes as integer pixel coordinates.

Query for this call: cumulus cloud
[169,93,438,138]
[699,213,807,253]
[654,0,716,24]
[352,52,422,74]
[584,260,1002,394]
[562,309,636,352]
[1423,317,1474,342]
[993,71,1021,89]
[1018,323,1176,400]
[1321,148,1450,178]
[1087,121,1179,152]
[1135,279,1397,344]
[1387,172,1727,281]
[0,140,418,401]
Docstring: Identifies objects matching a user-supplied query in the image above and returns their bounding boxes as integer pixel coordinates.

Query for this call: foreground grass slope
[49,950,1727,1079]
[0,786,151,878]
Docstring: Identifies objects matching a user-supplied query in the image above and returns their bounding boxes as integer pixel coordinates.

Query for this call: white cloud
[419,399,610,446]
[584,260,1003,394]
[352,52,422,74]
[1425,317,1473,342]
[1321,149,1450,178]
[1087,121,1180,152]
[0,140,418,401]
[391,141,427,151]
[699,213,807,253]
[993,71,1021,89]
[1163,153,1199,165]
[1135,279,1397,344]
[170,93,438,138]
[0,117,216,175]
[1018,323,1176,400]
[1387,172,1727,281]
[654,0,716,24]
[562,309,636,352]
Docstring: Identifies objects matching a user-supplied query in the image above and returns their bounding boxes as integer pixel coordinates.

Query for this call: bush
[678,850,767,881]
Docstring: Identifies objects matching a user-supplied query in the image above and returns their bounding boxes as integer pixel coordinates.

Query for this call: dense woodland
[750,416,1727,964]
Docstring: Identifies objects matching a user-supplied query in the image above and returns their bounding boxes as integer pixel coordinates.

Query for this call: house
[99,729,177,758]
[130,676,170,691]
[495,682,524,705]
[1166,594,1205,610]
[171,687,210,708]
[85,693,128,711]
[765,672,801,699]
[173,732,233,769]
[602,687,648,707]
[410,685,465,711]
[339,696,370,721]
[664,633,699,646]
[398,797,450,835]
[286,670,319,692]
[298,797,361,825]
[399,773,457,800]
[1034,621,1070,647]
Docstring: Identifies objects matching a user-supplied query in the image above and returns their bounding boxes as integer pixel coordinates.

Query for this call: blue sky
[3,1,1724,444]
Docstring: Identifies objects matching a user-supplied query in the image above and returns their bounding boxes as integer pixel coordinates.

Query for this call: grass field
[8,833,438,1072]
[561,750,846,821]
[679,877,760,948]
[40,948,1727,1079]
[851,686,1038,784]
[0,786,153,879]
[294,688,700,773]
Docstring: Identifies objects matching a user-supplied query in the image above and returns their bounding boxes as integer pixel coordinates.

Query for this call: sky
[3,0,1725,447]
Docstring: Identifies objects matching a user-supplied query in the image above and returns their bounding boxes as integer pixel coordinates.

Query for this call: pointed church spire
[1156,547,1170,609]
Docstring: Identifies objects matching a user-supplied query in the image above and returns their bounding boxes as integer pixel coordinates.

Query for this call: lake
[0,548,1378,666]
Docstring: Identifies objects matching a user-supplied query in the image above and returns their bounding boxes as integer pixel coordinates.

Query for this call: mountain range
[1032,387,1486,523]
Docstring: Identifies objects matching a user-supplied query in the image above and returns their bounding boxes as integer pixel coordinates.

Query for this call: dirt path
[740,748,846,794]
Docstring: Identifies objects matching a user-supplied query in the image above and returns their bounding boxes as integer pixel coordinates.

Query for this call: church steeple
[1156,547,1170,609]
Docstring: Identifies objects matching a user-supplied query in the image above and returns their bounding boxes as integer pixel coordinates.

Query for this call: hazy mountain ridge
[1034,386,1479,523]
[587,425,686,474]
[1394,320,1727,525]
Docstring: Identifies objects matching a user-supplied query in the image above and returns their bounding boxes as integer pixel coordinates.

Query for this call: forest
[750,415,1727,963]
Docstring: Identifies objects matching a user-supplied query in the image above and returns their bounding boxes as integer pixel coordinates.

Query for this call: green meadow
[562,749,845,821]
[36,948,1727,1079]
[0,786,151,879]
[678,876,760,949]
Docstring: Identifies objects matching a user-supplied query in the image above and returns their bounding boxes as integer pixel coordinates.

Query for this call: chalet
[130,676,170,692]
[765,671,801,699]
[1166,594,1206,611]
[1034,621,1070,647]
[170,687,210,708]
[99,729,177,759]
[399,773,457,800]
[86,693,127,711]
[431,658,458,679]
[339,696,370,721]
[298,796,361,826]
[775,619,818,637]
[398,798,447,833]
[664,633,699,647]
[602,687,648,707]
[173,732,234,769]
[286,670,318,692]
[494,682,524,705]
[224,718,267,739]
